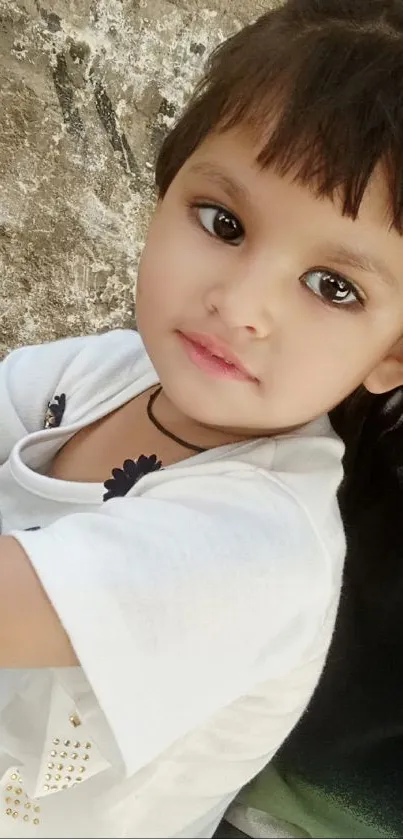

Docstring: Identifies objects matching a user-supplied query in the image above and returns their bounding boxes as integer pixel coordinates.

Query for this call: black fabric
[215,822,249,838]
[272,386,403,834]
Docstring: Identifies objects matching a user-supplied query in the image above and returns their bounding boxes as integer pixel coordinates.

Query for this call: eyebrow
[186,162,253,208]
[322,244,399,290]
[187,162,399,291]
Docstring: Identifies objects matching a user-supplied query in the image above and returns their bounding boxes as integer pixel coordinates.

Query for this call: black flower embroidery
[103,454,162,501]
[44,393,66,429]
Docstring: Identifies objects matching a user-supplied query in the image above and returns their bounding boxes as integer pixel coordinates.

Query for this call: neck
[153,387,252,451]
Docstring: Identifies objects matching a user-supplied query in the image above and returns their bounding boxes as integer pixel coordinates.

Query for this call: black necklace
[147,386,207,454]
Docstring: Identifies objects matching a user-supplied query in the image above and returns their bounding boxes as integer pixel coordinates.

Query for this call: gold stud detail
[85,742,91,749]
[34,818,40,825]
[55,774,61,781]
[23,814,29,821]
[45,774,51,781]
[64,739,71,746]
[78,766,86,773]
[5,808,12,815]
[57,763,63,771]
[24,803,31,809]
[47,762,54,769]
[64,775,72,782]
[15,788,22,795]
[10,773,17,780]
[82,754,89,761]
[60,751,67,758]
[34,806,40,813]
[43,785,49,791]
[67,765,74,771]
[71,752,78,760]
[6,785,12,791]
[75,776,83,782]
[73,741,80,748]
[5,797,11,803]
[50,750,57,757]
[12,811,18,818]
[69,713,81,727]
[14,799,20,806]
[53,738,60,745]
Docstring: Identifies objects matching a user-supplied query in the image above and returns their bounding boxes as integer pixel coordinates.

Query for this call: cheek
[137,225,211,311]
[140,214,186,276]
[136,244,193,333]
[137,230,169,301]
[273,320,372,402]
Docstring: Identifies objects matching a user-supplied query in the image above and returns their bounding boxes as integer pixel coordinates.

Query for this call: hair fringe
[156,0,403,231]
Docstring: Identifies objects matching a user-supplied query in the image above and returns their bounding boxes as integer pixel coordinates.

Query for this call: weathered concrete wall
[0,0,279,354]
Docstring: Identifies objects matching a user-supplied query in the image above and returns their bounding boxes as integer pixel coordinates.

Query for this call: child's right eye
[191,203,244,245]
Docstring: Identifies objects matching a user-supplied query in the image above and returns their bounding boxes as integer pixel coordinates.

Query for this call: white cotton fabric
[0,329,345,837]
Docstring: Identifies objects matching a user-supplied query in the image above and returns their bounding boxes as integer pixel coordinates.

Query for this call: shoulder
[2,328,146,382]
[263,415,346,565]
[127,453,344,604]
[0,329,154,438]
[61,328,147,375]
[145,412,345,569]
[48,329,155,422]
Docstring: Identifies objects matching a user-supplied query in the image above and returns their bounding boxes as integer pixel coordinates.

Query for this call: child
[0,0,403,836]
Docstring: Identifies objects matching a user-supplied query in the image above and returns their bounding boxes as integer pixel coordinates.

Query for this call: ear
[364,337,403,394]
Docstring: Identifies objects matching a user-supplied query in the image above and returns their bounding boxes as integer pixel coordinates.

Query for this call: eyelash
[187,200,366,311]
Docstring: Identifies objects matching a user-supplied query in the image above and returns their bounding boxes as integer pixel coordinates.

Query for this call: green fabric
[238,764,397,839]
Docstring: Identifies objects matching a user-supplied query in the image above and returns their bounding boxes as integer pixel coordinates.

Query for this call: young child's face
[136,127,403,435]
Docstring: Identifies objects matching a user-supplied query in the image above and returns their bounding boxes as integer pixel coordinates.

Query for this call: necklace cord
[147,386,207,454]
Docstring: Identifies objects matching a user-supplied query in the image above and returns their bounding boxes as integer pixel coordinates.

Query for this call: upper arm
[6,478,337,775]
[0,535,77,667]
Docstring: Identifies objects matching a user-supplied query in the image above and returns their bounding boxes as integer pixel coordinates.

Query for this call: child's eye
[192,203,244,245]
[302,269,365,308]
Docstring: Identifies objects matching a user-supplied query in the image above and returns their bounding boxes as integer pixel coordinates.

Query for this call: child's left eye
[193,204,244,245]
[303,269,365,308]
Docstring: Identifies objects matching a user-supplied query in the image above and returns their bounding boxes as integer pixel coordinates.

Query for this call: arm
[3,475,341,779]
[0,535,77,666]
[0,485,342,838]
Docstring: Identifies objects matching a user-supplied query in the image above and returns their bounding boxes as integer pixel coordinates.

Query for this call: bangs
[213,25,403,232]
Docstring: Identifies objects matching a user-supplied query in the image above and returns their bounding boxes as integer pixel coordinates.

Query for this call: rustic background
[0,0,278,354]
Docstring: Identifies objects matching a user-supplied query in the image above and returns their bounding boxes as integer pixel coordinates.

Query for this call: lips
[179,331,256,380]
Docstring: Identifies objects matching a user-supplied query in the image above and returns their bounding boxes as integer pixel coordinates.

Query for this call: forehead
[182,127,394,228]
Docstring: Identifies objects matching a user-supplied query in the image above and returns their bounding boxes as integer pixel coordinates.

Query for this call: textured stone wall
[0,0,278,354]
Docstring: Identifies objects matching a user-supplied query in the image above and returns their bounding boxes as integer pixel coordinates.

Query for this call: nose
[204,259,284,339]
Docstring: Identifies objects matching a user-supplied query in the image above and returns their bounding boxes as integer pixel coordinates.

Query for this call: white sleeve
[11,475,339,778]
[0,334,93,461]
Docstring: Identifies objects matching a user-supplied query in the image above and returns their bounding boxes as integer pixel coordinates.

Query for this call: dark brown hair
[156,0,403,232]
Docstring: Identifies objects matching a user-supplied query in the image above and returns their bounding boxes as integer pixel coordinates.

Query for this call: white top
[0,329,345,838]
